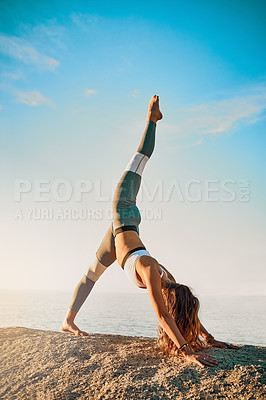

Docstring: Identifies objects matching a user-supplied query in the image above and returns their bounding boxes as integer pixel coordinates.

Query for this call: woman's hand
[183,350,219,368]
[181,346,218,368]
[207,338,239,349]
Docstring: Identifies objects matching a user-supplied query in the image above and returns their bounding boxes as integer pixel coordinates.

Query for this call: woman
[62,95,238,368]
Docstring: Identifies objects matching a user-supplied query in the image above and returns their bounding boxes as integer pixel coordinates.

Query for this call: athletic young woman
[61,95,238,368]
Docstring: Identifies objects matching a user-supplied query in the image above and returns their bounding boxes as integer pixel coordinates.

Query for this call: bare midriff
[115,230,146,266]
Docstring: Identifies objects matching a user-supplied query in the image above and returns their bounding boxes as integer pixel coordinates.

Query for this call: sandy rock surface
[0,327,265,399]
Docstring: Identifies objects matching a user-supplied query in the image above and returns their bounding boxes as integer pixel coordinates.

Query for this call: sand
[0,327,265,400]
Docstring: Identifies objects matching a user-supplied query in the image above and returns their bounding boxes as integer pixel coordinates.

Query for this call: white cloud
[176,138,204,150]
[2,71,25,80]
[16,91,55,107]
[129,89,139,98]
[166,85,266,143]
[84,89,97,97]
[29,22,66,50]
[0,34,59,71]
[71,13,99,31]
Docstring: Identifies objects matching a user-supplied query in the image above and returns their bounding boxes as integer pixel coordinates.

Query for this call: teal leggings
[112,121,156,235]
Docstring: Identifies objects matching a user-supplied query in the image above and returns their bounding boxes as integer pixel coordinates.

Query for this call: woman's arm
[200,322,213,341]
[139,257,218,368]
[200,322,239,349]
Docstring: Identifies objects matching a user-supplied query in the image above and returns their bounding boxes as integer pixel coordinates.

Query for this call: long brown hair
[157,281,206,355]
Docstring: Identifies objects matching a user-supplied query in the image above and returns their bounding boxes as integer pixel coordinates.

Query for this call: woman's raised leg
[112,95,163,235]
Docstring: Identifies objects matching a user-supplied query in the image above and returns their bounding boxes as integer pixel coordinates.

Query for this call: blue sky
[0,0,265,296]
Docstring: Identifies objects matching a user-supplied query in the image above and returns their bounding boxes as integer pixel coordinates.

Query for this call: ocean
[0,290,265,347]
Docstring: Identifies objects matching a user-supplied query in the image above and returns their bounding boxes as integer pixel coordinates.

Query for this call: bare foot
[148,95,163,122]
[61,320,88,336]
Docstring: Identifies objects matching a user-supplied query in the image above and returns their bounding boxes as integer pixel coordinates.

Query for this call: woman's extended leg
[112,95,162,236]
[61,224,116,336]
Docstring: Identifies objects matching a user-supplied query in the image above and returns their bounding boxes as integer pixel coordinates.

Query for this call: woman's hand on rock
[208,338,239,349]
[185,351,219,368]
